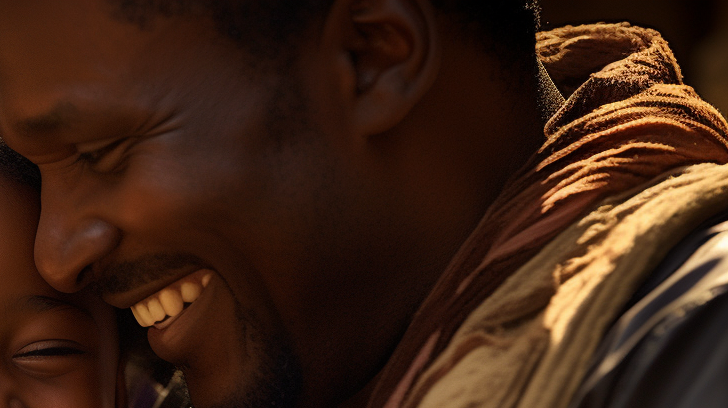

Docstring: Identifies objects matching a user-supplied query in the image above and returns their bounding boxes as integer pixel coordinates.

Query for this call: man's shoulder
[571,214,728,408]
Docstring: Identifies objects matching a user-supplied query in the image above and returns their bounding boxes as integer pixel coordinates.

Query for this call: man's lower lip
[145,270,254,405]
[146,271,219,363]
[153,307,185,330]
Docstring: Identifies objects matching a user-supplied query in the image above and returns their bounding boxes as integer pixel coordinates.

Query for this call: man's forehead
[0,2,222,140]
[0,2,140,98]
[0,0,128,50]
[0,0,223,82]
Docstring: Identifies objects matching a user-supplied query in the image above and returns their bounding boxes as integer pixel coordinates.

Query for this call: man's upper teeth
[131,271,213,327]
[180,281,201,302]
[159,288,184,317]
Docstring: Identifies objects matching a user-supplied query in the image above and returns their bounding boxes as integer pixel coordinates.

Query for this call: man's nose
[0,399,24,408]
[0,394,25,408]
[34,181,121,293]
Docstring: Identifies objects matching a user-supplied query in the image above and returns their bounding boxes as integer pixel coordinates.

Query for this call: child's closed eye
[14,343,85,358]
[13,340,88,378]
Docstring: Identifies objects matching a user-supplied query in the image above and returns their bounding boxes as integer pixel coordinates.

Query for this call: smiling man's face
[0,1,412,407]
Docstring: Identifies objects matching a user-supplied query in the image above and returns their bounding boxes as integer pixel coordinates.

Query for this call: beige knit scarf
[367,23,728,408]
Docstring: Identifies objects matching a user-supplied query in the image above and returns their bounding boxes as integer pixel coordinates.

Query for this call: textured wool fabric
[367,23,728,408]
[414,164,728,408]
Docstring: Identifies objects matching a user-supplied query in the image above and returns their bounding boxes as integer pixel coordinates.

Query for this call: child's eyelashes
[12,340,89,379]
[13,340,86,359]
[14,347,85,358]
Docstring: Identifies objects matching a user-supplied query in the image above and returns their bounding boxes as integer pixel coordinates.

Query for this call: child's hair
[0,138,40,190]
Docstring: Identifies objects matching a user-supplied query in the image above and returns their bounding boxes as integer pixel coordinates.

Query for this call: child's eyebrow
[13,295,91,318]
[19,295,74,312]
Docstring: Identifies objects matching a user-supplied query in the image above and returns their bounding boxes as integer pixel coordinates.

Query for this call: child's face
[0,178,120,408]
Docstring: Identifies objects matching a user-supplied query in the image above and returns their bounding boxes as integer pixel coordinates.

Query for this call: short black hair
[0,139,41,191]
[110,0,540,63]
[435,0,541,56]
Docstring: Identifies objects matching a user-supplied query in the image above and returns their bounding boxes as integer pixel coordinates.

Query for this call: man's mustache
[89,252,210,297]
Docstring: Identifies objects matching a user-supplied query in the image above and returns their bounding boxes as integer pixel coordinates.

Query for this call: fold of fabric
[415,163,728,408]
[368,23,728,408]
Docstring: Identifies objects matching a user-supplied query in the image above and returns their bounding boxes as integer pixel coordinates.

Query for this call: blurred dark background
[540,0,728,115]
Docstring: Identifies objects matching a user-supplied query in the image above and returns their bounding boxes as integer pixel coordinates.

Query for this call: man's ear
[323,0,441,136]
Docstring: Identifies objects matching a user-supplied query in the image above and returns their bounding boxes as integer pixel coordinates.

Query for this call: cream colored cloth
[413,163,728,408]
[368,23,728,408]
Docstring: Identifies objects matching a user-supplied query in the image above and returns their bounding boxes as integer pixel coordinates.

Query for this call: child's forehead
[0,200,92,325]
[0,175,38,239]
[0,177,44,290]
[3,292,97,334]
[0,176,100,322]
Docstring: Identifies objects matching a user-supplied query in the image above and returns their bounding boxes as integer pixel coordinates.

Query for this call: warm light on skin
[0,1,546,407]
[0,2,424,406]
[0,176,119,408]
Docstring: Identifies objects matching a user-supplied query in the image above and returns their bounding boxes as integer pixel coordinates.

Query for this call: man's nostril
[77,265,93,286]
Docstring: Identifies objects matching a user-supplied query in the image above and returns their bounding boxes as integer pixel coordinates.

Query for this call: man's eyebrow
[12,102,79,137]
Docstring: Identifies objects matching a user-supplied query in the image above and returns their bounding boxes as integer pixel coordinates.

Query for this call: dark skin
[0,0,547,407]
[0,176,119,408]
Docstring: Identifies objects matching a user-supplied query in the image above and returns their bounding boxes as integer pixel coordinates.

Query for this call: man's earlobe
[334,0,441,136]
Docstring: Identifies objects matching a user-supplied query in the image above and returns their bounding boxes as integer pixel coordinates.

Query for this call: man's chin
[136,270,299,407]
[150,280,303,408]
[180,346,302,408]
